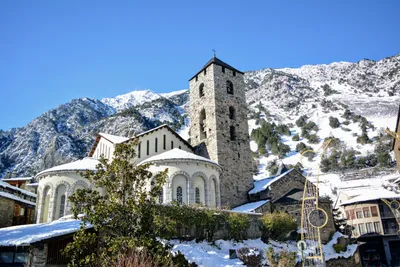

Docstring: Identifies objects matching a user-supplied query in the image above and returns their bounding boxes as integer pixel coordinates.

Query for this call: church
[35,56,255,223]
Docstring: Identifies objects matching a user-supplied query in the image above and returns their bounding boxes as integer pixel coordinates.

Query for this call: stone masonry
[0,197,14,228]
[189,58,253,208]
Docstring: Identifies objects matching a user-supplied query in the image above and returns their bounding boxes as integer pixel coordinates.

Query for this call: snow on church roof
[36,157,100,178]
[231,200,270,213]
[249,169,295,195]
[140,148,220,168]
[99,132,130,144]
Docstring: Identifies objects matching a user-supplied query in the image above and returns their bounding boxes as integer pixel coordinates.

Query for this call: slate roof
[189,56,244,81]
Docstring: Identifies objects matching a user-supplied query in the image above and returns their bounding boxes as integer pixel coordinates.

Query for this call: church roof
[231,200,270,213]
[36,157,100,178]
[189,56,244,81]
[99,133,130,144]
[249,169,295,195]
[139,148,221,169]
[89,124,193,157]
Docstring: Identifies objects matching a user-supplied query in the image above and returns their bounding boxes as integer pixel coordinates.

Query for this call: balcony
[383,227,399,235]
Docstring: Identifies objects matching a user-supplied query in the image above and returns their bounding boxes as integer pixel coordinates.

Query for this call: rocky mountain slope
[0,54,399,178]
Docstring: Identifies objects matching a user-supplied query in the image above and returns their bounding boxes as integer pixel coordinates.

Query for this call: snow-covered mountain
[101,89,163,112]
[0,54,399,178]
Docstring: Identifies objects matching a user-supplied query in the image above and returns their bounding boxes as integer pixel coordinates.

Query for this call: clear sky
[0,0,399,130]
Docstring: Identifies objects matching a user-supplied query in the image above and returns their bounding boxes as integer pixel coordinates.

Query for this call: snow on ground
[0,219,90,246]
[167,232,357,267]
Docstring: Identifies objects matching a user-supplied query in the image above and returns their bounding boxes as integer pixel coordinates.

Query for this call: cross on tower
[212,49,216,57]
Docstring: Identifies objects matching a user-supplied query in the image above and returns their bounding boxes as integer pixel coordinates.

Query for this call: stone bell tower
[188,55,253,208]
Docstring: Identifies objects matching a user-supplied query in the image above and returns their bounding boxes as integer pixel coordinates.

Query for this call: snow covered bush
[260,212,297,241]
[236,247,263,267]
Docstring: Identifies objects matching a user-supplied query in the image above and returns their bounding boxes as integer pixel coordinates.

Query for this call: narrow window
[199,83,205,97]
[229,106,236,120]
[179,146,181,149]
[171,141,174,149]
[177,186,183,204]
[374,222,381,233]
[238,153,240,158]
[108,147,110,159]
[200,109,207,139]
[233,71,236,77]
[371,206,378,217]
[230,126,236,141]
[155,138,158,152]
[147,140,150,155]
[204,68,207,75]
[59,195,65,218]
[163,134,166,150]
[195,187,200,204]
[195,75,198,82]
[222,66,225,73]
[159,189,163,204]
[227,80,234,95]
[138,142,141,158]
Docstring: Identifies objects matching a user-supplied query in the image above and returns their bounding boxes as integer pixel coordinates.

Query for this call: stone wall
[0,197,14,228]
[189,60,253,208]
[27,244,48,267]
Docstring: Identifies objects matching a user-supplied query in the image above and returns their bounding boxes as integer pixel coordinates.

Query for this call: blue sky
[0,0,399,130]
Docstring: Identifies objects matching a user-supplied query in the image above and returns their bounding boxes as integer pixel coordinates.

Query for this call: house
[341,188,400,266]
[238,168,336,242]
[0,181,36,228]
[1,176,37,194]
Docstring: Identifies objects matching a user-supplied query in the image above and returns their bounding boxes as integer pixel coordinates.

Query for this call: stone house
[0,181,36,228]
[242,168,336,242]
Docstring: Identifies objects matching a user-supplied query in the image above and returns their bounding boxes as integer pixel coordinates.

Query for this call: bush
[296,115,308,127]
[292,134,300,141]
[333,243,344,253]
[237,247,263,267]
[307,134,319,144]
[329,116,340,128]
[266,247,296,267]
[260,212,297,241]
[296,142,307,152]
[356,133,370,144]
[227,213,251,241]
[267,160,279,176]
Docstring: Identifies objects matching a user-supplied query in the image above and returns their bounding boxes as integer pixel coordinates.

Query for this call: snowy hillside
[0,54,399,180]
[101,89,162,111]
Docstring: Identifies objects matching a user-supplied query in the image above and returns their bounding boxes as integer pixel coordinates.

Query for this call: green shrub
[333,243,344,253]
[329,116,340,128]
[296,115,308,127]
[292,134,300,141]
[260,212,297,241]
[307,134,319,144]
[227,213,251,241]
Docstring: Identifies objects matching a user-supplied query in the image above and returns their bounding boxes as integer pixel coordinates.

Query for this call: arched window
[146,140,150,155]
[59,195,66,218]
[200,109,207,139]
[155,138,158,152]
[229,106,236,120]
[230,126,236,141]
[176,186,183,204]
[199,83,205,97]
[227,80,234,95]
